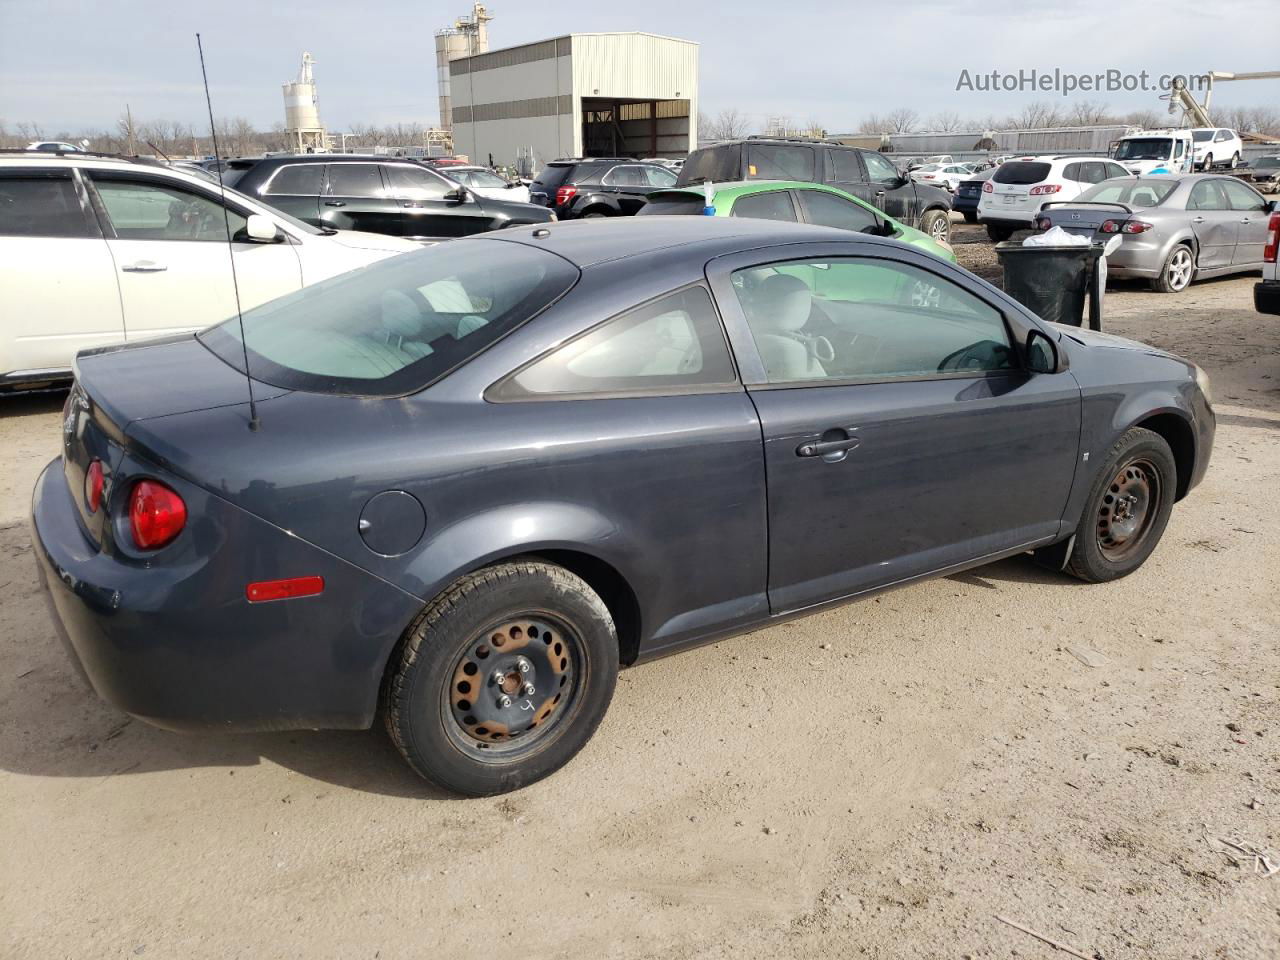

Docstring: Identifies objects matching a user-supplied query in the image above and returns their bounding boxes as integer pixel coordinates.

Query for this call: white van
[1111,130,1194,176]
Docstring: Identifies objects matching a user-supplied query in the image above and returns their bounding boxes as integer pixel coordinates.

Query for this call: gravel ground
[2,230,1277,959]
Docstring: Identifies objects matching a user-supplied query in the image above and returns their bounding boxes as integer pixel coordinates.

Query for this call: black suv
[676,137,953,242]
[529,158,679,220]
[227,155,552,241]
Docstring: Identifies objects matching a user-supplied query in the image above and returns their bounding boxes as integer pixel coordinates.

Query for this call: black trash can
[994,242,1105,329]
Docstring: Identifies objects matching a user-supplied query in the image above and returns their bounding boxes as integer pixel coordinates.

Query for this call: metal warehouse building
[447,32,698,172]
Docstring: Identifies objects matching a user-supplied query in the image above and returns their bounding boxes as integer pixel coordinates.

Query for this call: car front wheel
[384,560,619,796]
[1065,427,1177,583]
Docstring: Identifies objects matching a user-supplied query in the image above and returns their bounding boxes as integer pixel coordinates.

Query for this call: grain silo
[436,4,493,132]
[282,52,328,153]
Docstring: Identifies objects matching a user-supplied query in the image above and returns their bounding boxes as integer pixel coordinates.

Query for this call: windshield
[1076,179,1178,206]
[1253,157,1280,170]
[1114,138,1173,161]
[199,241,579,396]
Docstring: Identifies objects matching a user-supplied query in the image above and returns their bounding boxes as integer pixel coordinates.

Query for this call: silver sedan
[1034,174,1275,293]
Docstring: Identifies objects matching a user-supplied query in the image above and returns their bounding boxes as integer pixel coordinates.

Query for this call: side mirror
[1026,328,1059,374]
[444,187,468,203]
[244,214,279,243]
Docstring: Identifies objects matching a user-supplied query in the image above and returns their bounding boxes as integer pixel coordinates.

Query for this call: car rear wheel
[1065,427,1176,583]
[986,223,1014,242]
[1230,152,1240,170]
[1150,244,1194,293]
[581,211,609,219]
[962,211,977,224]
[921,209,950,243]
[1203,153,1214,171]
[384,560,619,796]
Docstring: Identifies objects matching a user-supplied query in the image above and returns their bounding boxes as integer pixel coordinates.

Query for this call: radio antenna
[196,33,259,431]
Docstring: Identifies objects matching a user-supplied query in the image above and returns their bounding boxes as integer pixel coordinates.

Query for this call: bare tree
[884,107,919,133]
[1122,109,1163,130]
[1066,100,1113,126]
[857,113,886,134]
[1007,101,1064,129]
[704,107,749,141]
[928,110,965,132]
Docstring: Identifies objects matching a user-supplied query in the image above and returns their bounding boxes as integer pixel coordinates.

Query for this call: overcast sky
[2,0,1276,135]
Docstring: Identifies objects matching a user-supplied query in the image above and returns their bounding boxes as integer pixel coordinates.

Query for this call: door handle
[797,436,861,458]
[1239,218,1251,224]
[121,261,167,273]
[1191,216,1205,223]
[324,200,346,207]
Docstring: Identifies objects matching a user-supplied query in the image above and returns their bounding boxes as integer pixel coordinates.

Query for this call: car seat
[743,274,828,381]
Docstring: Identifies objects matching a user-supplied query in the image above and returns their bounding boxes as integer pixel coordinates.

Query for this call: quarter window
[496,286,737,399]
[92,177,247,242]
[732,258,1014,384]
[0,175,98,238]
[326,163,387,198]
[264,164,323,196]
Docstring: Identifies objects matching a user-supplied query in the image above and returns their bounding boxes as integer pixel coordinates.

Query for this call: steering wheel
[937,340,1009,373]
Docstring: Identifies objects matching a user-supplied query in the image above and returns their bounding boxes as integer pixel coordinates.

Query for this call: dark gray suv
[678,137,953,242]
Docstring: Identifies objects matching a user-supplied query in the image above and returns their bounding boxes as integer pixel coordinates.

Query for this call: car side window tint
[1188,180,1228,211]
[641,165,677,187]
[1106,163,1129,180]
[829,150,863,183]
[264,164,323,196]
[862,151,900,185]
[497,286,737,399]
[747,145,815,181]
[92,177,247,242]
[326,163,386,198]
[604,165,647,187]
[796,190,880,233]
[385,165,449,200]
[1215,130,1232,142]
[1221,179,1266,212]
[1062,162,1084,182]
[731,257,1013,385]
[729,191,798,222]
[0,175,98,238]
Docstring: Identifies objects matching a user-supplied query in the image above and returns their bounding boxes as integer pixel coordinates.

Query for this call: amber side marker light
[246,576,325,603]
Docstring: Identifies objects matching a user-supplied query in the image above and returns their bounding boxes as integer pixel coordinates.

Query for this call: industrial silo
[436,30,470,132]
[282,52,327,153]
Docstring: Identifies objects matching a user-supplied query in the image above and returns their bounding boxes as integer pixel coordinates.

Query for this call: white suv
[977,155,1131,241]
[1191,128,1243,171]
[0,154,417,390]
[1257,207,1280,315]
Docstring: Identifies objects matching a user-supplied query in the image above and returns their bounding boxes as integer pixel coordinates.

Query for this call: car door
[706,245,1080,614]
[1221,178,1271,265]
[0,168,123,376]
[87,172,303,340]
[257,162,323,224]
[1185,179,1237,269]
[384,163,489,239]
[859,150,917,226]
[322,163,401,235]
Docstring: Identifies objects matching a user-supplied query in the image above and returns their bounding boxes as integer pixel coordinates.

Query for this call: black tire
[1149,243,1194,293]
[1229,152,1240,170]
[1203,153,1213,171]
[986,223,1014,242]
[581,210,609,219]
[962,211,978,224]
[384,560,619,796]
[920,208,950,244]
[1065,427,1177,583]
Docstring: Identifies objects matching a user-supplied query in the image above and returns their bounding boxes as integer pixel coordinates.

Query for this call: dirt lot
[3,224,1278,959]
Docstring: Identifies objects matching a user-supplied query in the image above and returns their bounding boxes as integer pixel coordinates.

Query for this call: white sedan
[0,154,418,389]
[440,165,531,204]
[911,163,976,192]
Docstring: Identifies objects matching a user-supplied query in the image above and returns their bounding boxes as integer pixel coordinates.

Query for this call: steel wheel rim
[442,614,582,762]
[1096,457,1160,562]
[1168,249,1192,290]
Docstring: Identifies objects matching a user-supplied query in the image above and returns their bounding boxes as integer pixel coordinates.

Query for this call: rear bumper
[1256,280,1280,316]
[31,457,422,733]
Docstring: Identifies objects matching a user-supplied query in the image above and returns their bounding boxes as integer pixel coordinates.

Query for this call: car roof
[480,215,862,268]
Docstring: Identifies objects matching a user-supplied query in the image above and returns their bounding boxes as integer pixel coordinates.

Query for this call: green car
[637,180,957,264]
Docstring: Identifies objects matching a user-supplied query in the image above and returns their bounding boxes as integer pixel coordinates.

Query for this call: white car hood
[326,229,420,254]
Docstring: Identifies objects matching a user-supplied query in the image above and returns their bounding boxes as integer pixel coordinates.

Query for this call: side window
[1062,162,1083,182]
[263,164,323,196]
[1105,162,1129,180]
[603,165,649,187]
[641,165,677,187]
[862,151,900,185]
[1222,179,1266,212]
[1216,130,1232,142]
[796,190,880,233]
[495,286,737,399]
[747,145,815,181]
[92,177,247,242]
[729,191,798,222]
[1188,180,1228,211]
[829,150,864,183]
[731,257,1013,384]
[326,164,387,198]
[384,165,449,200]
[0,174,98,238]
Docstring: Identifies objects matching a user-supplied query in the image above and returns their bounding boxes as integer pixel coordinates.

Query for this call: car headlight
[1193,364,1213,409]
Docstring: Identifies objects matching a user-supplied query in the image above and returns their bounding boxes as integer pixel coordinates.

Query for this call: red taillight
[1100,220,1122,233]
[129,480,186,550]
[554,185,577,206]
[1264,212,1280,263]
[85,460,104,514]
[1122,221,1152,234]
[1029,184,1062,196]
[246,576,325,603]
[982,182,994,193]
[1034,217,1052,231]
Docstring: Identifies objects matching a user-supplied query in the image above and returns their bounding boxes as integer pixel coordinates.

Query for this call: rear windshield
[676,145,739,185]
[1075,179,1178,206]
[199,241,579,396]
[636,194,706,216]
[992,161,1051,185]
[531,164,574,189]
